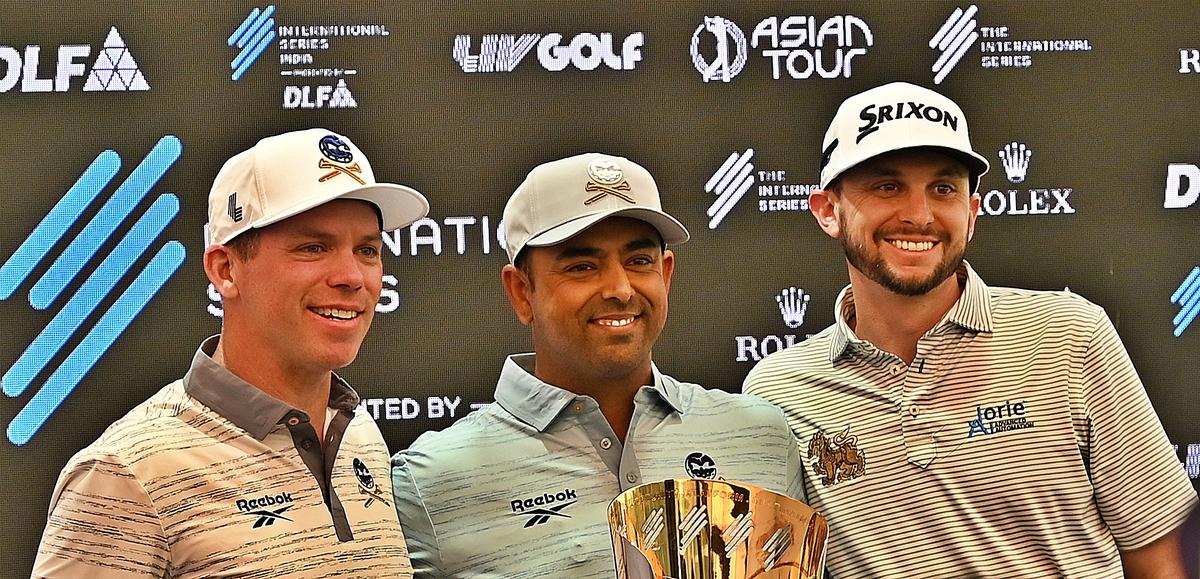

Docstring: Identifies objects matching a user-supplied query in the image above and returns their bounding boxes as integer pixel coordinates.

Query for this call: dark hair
[224,228,262,260]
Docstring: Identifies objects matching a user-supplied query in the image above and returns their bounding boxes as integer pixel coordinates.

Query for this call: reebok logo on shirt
[235,491,295,528]
[509,488,577,528]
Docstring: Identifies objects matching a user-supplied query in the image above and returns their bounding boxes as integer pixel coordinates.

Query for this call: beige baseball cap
[819,82,990,192]
[205,128,429,246]
[502,153,690,263]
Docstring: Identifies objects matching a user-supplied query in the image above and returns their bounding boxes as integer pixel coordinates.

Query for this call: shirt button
[889,365,903,376]
[626,473,638,483]
[573,404,584,413]
[600,437,612,450]
[286,417,301,426]
[301,439,314,450]
[909,406,921,417]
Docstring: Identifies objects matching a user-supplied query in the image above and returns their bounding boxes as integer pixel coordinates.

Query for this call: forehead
[557,217,661,249]
[263,199,382,237]
[526,216,663,261]
[840,148,970,181]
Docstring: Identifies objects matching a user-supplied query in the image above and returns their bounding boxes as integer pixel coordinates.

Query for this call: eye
[564,262,596,273]
[628,255,655,267]
[875,182,899,193]
[934,183,958,196]
[358,245,381,258]
[299,244,325,254]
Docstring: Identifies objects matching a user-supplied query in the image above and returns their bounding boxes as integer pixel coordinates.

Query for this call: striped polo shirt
[744,263,1197,578]
[392,354,807,578]
[33,336,412,578]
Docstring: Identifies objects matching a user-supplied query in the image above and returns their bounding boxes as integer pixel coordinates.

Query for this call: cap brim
[823,145,990,191]
[526,207,691,249]
[253,183,430,233]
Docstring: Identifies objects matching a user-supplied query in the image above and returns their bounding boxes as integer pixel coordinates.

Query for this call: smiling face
[502,217,674,390]
[215,199,384,378]
[810,149,980,297]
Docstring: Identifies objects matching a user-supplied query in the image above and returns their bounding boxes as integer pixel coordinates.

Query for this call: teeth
[597,317,634,327]
[890,240,934,252]
[314,307,358,320]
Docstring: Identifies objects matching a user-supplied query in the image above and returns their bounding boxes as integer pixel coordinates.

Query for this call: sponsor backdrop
[1,0,1198,573]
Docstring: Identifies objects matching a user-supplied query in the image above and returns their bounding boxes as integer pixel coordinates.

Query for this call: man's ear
[501,264,534,326]
[809,189,842,239]
[967,192,981,241]
[204,245,240,300]
[661,248,675,293]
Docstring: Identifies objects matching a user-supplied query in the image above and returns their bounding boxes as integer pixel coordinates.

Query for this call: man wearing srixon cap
[33,129,429,578]
[391,153,807,577]
[745,82,1197,577]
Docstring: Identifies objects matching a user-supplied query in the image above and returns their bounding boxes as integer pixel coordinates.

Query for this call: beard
[838,208,966,296]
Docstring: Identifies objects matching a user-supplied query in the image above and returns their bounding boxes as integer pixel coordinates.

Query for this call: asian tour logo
[691,14,872,82]
[0,137,184,445]
[0,26,149,93]
[1171,267,1200,337]
[691,16,748,82]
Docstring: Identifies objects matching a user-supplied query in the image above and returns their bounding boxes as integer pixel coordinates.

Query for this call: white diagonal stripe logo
[721,512,754,557]
[641,508,665,546]
[705,149,755,229]
[763,525,793,570]
[929,5,979,84]
[678,505,708,550]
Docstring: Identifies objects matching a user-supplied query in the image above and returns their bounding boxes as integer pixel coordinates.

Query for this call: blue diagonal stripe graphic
[0,151,121,300]
[232,23,276,81]
[29,136,182,310]
[7,240,186,446]
[228,7,265,47]
[1172,267,1200,337]
[3,194,180,398]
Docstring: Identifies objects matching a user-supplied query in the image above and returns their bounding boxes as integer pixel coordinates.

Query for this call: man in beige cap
[33,129,428,578]
[391,153,807,578]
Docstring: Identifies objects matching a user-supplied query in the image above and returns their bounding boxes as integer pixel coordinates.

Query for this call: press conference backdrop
[1,0,1198,574]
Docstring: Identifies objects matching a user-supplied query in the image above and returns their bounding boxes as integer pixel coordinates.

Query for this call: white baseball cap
[502,153,690,263]
[819,82,990,192]
[205,128,429,246]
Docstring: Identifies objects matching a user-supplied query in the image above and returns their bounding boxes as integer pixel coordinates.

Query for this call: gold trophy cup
[609,479,827,579]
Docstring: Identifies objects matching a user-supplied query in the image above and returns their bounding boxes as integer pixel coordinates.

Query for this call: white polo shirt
[392,354,807,578]
[33,336,412,578]
[744,263,1197,578]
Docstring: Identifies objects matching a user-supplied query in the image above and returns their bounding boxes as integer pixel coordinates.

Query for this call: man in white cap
[744,82,1197,577]
[392,153,807,577]
[33,129,428,578]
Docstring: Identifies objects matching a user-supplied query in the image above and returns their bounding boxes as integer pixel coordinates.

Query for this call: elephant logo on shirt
[807,427,866,486]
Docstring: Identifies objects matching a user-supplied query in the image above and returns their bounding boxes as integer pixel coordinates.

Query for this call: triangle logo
[83,27,150,92]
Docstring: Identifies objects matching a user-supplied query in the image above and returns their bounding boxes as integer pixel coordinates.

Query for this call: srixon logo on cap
[856,101,959,143]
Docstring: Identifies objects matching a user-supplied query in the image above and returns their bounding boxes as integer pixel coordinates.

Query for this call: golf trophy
[609,479,827,578]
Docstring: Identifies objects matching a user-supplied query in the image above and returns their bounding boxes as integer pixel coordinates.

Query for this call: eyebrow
[286,227,382,245]
[856,163,969,180]
[553,236,660,261]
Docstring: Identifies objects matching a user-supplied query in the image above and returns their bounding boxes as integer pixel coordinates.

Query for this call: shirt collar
[828,261,994,361]
[493,353,684,432]
[184,335,361,440]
